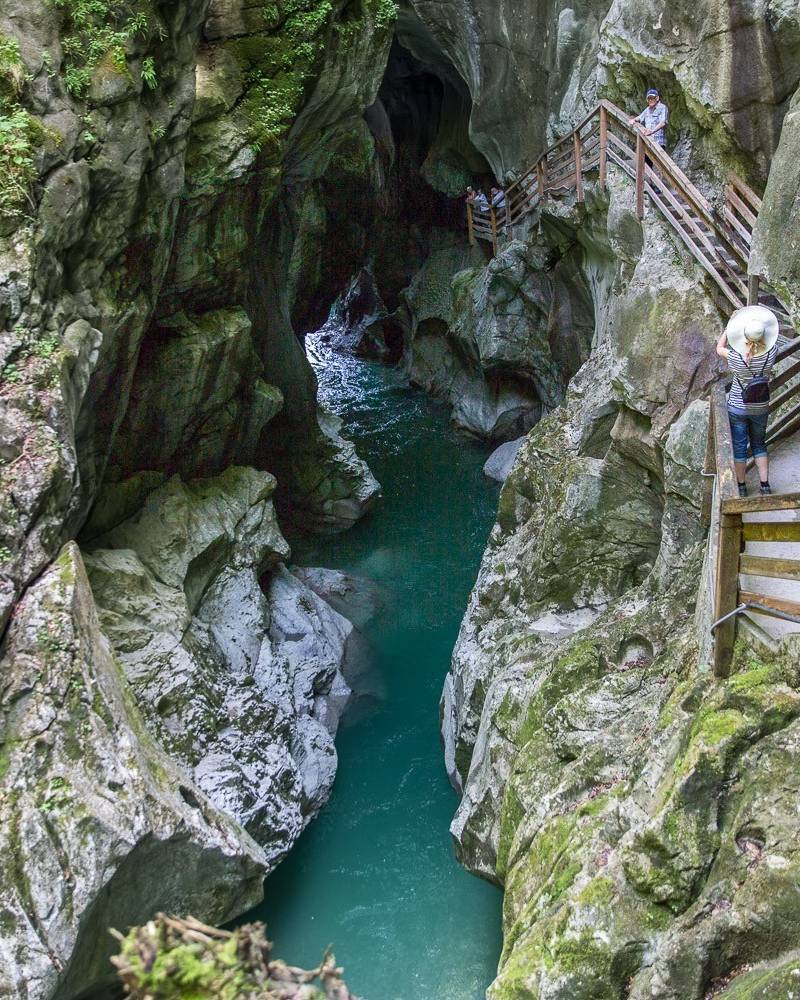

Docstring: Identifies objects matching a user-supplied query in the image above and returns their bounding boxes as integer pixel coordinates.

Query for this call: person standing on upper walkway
[716,305,780,497]
[629,89,668,148]
[491,186,506,211]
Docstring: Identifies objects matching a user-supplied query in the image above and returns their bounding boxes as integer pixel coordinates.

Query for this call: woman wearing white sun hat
[716,304,780,496]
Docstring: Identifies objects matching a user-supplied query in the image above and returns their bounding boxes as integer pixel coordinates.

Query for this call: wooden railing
[468,98,800,674]
[706,334,800,675]
[466,99,781,323]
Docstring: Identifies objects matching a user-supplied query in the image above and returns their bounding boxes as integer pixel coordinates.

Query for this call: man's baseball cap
[646,88,659,97]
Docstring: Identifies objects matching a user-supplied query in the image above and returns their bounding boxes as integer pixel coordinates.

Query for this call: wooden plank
[777,339,800,363]
[504,164,538,202]
[722,205,753,247]
[574,132,584,202]
[467,203,475,246]
[549,145,575,171]
[714,512,743,677]
[645,168,748,293]
[702,403,716,527]
[743,521,800,543]
[740,554,800,581]
[599,105,608,188]
[726,186,758,228]
[550,171,578,191]
[646,183,744,311]
[490,208,498,256]
[607,131,634,161]
[739,591,800,619]
[536,107,599,163]
[713,384,740,503]
[768,375,800,412]
[722,491,800,515]
[767,403,800,446]
[601,100,718,215]
[606,147,636,182]
[635,133,645,219]
[728,171,763,214]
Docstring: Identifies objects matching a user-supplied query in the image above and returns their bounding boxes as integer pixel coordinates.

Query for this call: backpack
[736,352,771,405]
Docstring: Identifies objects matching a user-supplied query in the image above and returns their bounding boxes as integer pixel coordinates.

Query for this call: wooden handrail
[473,100,793,353]
[472,101,800,670]
[472,99,800,671]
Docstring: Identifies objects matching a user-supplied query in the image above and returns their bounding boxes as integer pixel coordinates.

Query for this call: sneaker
[760,482,772,495]
[738,482,748,497]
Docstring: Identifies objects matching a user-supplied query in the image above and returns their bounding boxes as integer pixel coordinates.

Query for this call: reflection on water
[244,332,503,1000]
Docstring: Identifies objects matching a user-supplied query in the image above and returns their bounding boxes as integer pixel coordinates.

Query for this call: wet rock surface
[84,467,361,857]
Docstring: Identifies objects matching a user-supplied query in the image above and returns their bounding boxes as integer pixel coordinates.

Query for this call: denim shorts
[729,410,769,462]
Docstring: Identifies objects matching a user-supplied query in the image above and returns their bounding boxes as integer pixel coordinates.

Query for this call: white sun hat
[725,304,779,356]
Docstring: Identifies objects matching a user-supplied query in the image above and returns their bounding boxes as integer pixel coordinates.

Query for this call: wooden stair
[469,99,800,673]
[467,99,795,341]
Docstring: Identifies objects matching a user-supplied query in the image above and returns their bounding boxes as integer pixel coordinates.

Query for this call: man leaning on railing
[629,88,668,149]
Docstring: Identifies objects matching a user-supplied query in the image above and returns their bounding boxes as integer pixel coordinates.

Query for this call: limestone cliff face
[0,1,392,996]
[370,0,800,444]
[2,0,800,996]
[432,6,800,1000]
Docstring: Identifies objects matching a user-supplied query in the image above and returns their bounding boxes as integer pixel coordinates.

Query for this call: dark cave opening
[290,35,493,338]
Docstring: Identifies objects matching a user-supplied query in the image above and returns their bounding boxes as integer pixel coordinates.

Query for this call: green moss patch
[229,0,397,157]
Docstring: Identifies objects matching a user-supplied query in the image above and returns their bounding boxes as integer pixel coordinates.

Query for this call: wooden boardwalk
[466,99,800,672]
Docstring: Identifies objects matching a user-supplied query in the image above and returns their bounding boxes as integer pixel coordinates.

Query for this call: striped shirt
[727,344,777,416]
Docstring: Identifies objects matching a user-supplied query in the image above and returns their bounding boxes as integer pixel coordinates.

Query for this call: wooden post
[701,404,715,528]
[537,160,546,199]
[598,105,608,189]
[747,274,760,306]
[490,208,498,256]
[574,132,584,202]
[713,512,743,678]
[635,133,645,219]
[505,199,512,239]
[467,203,475,247]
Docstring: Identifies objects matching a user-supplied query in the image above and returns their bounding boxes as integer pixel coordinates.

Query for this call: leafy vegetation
[47,0,157,97]
[233,0,398,155]
[0,35,49,221]
[112,915,355,999]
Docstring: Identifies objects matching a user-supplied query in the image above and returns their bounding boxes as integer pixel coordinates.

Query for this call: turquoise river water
[245,333,503,999]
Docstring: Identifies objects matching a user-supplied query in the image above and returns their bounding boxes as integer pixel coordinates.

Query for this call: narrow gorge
[1,1,800,999]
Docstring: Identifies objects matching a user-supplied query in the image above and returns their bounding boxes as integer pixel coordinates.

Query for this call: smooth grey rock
[290,566,387,631]
[751,84,800,323]
[0,544,266,1000]
[84,468,359,859]
[483,437,527,482]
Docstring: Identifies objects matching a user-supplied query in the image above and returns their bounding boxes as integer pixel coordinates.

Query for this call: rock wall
[381,0,800,445]
[433,4,800,997]
[442,167,800,998]
[2,0,800,996]
[0,1,395,996]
